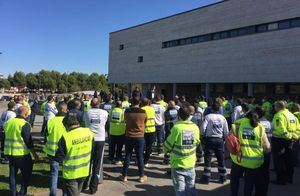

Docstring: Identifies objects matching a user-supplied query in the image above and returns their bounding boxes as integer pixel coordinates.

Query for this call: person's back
[163,106,200,196]
[201,113,228,138]
[150,102,165,126]
[124,106,146,138]
[84,107,108,142]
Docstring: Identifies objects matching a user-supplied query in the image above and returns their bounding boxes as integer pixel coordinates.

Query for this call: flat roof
[110,0,226,34]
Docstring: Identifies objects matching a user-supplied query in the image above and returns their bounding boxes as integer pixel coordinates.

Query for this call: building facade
[108,0,300,99]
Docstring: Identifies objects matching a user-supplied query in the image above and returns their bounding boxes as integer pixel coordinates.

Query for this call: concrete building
[108,0,300,100]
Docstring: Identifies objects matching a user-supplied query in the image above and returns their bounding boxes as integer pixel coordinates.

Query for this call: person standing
[0,101,17,164]
[230,111,270,196]
[163,106,200,196]
[254,106,273,196]
[163,101,178,164]
[55,113,93,196]
[120,98,147,183]
[43,103,68,196]
[45,95,58,138]
[151,95,166,155]
[141,98,156,167]
[83,98,108,194]
[271,101,299,185]
[108,101,126,164]
[200,103,229,184]
[4,106,39,196]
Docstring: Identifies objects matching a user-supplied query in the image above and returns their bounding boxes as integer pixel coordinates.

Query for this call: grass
[0,141,63,195]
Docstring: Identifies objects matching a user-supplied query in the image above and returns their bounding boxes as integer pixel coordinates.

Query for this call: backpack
[225,125,242,163]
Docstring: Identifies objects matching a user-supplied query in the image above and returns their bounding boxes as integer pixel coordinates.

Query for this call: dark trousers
[63,177,86,196]
[144,132,156,164]
[155,125,164,154]
[203,138,226,178]
[254,152,271,196]
[230,162,259,196]
[272,137,294,183]
[8,155,33,196]
[0,131,5,158]
[292,139,300,167]
[109,135,125,161]
[29,112,36,126]
[122,137,145,177]
[85,141,105,192]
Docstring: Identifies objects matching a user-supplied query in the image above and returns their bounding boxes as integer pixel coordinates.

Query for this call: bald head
[17,106,29,118]
[168,100,175,108]
[91,98,100,108]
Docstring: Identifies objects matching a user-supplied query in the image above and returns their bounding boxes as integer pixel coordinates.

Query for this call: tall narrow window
[119,44,124,50]
[138,56,143,63]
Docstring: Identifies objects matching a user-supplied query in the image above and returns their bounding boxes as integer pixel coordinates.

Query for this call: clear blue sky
[0,0,220,75]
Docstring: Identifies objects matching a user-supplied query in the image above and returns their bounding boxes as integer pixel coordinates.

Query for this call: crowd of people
[0,89,299,196]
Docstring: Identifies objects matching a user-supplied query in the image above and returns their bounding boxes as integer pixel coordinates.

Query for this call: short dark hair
[178,105,191,121]
[131,98,140,106]
[211,103,220,112]
[47,95,54,102]
[7,101,16,110]
[63,112,79,129]
[254,106,265,119]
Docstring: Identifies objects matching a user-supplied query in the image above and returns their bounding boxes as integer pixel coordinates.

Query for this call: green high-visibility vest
[163,121,200,169]
[230,118,264,169]
[272,109,299,140]
[63,127,93,179]
[158,100,168,110]
[84,100,91,111]
[4,118,30,156]
[43,116,66,156]
[141,106,156,133]
[109,108,126,136]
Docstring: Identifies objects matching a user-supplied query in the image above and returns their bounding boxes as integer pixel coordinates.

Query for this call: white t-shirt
[0,110,16,129]
[150,103,165,126]
[84,108,108,141]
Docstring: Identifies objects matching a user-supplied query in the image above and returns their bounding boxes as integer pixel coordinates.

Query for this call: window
[161,17,299,49]
[278,21,290,29]
[291,18,300,27]
[119,44,124,50]
[233,84,244,93]
[138,56,143,63]
[220,31,229,39]
[289,84,300,94]
[254,84,266,94]
[238,26,255,36]
[215,84,225,93]
[213,33,221,40]
[268,23,278,31]
[229,29,239,37]
[275,84,285,94]
[256,24,268,33]
[191,36,199,43]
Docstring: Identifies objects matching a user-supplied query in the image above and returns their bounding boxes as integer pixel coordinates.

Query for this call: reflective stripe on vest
[63,127,93,179]
[43,116,66,156]
[4,118,30,156]
[109,108,126,136]
[142,106,156,133]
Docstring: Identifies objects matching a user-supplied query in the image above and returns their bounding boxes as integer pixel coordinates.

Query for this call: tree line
[0,70,109,93]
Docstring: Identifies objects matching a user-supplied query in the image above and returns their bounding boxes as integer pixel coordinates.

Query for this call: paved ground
[0,101,299,196]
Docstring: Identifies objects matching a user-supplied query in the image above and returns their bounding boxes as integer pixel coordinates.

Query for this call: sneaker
[200,176,210,184]
[139,175,148,183]
[144,163,150,168]
[219,176,227,184]
[115,160,122,165]
[119,175,128,182]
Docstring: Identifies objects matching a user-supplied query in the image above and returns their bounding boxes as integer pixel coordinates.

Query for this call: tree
[0,78,11,89]
[57,83,67,93]
[12,71,26,86]
[26,73,38,90]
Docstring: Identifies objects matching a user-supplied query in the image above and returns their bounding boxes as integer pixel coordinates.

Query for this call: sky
[0,0,220,76]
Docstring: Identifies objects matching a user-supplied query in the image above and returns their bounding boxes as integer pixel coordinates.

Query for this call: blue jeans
[50,159,59,196]
[155,125,164,154]
[122,137,145,176]
[171,168,196,196]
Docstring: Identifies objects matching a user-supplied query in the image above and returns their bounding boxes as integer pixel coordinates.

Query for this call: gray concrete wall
[108,0,300,84]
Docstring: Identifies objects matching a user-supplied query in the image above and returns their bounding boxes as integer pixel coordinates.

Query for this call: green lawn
[0,141,62,195]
